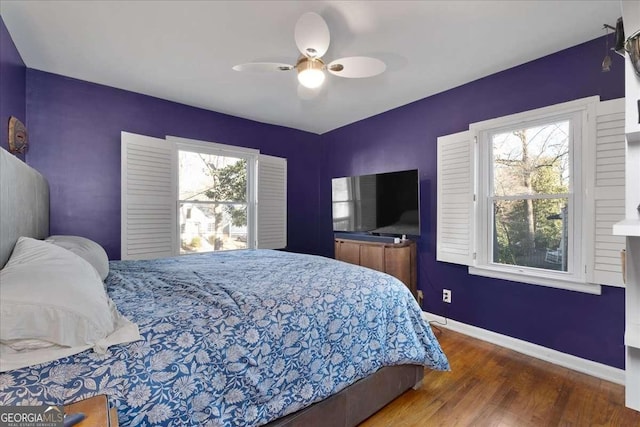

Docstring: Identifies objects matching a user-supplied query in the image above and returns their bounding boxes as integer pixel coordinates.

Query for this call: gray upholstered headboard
[0,148,49,268]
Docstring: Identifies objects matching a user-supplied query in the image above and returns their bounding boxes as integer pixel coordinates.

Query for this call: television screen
[331,169,420,236]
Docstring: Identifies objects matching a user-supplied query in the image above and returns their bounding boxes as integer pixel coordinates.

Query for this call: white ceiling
[0,1,622,134]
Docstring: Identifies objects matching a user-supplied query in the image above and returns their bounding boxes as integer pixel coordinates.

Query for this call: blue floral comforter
[0,250,449,426]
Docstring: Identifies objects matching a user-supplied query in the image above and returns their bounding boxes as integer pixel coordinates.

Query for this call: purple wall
[0,16,26,160]
[25,70,323,260]
[321,36,627,369]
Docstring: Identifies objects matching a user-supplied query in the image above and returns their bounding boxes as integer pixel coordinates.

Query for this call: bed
[0,147,448,426]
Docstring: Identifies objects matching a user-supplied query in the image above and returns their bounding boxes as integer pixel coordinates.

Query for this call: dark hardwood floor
[361,328,640,426]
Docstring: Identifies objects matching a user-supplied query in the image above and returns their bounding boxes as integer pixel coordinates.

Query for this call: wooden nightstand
[64,394,118,427]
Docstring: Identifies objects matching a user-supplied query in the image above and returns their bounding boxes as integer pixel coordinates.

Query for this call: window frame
[121,132,287,260]
[468,97,597,293]
[436,96,626,294]
[173,138,259,253]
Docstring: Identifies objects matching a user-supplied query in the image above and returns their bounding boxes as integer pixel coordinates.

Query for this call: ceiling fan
[233,12,386,90]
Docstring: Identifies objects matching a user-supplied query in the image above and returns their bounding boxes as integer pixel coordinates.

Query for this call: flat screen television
[331,169,420,236]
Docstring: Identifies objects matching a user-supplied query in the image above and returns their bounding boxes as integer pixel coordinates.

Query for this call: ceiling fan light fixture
[297,57,325,89]
[234,13,385,94]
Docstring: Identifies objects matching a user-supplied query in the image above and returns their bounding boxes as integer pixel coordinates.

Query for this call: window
[437,96,626,293]
[178,149,251,253]
[121,133,286,260]
[484,116,576,275]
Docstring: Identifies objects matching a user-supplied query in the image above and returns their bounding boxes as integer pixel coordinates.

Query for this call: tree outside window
[178,151,248,253]
[490,120,570,272]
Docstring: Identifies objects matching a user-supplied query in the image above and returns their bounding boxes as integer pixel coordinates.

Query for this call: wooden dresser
[334,237,417,299]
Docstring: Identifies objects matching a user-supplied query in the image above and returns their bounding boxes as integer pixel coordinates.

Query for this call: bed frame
[266,365,423,426]
[0,147,423,426]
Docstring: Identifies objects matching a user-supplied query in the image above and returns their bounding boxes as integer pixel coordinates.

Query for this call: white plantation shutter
[257,154,287,249]
[437,130,475,265]
[121,132,177,260]
[587,99,626,286]
[435,97,626,291]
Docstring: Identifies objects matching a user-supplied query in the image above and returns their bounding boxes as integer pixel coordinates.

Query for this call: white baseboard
[423,311,625,386]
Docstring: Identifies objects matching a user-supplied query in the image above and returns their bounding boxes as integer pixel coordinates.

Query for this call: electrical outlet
[442,289,452,303]
[417,290,424,308]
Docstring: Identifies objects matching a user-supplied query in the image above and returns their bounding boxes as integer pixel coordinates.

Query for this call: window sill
[468,266,602,295]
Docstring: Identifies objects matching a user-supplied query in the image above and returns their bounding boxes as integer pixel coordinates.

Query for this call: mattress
[0,249,448,426]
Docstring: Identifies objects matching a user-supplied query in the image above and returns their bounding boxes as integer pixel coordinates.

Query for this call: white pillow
[46,235,109,280]
[0,237,140,371]
[2,338,55,351]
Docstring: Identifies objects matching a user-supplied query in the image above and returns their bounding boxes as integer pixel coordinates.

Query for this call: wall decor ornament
[614,17,626,56]
[8,116,28,154]
[602,24,612,72]
[626,30,640,77]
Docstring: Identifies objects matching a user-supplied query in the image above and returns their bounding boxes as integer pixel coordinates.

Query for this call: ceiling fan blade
[232,62,294,72]
[327,57,386,78]
[295,12,330,58]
